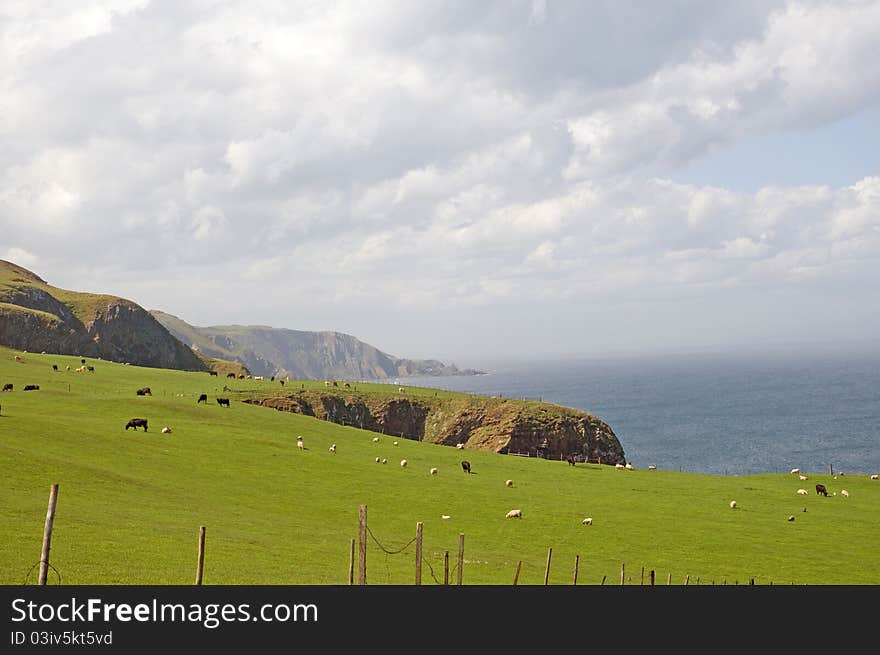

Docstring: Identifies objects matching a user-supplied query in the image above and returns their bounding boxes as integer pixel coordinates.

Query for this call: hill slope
[0,260,206,371]
[151,309,484,380]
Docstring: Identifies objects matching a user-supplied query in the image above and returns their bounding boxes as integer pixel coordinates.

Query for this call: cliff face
[245,392,626,464]
[151,310,484,381]
[0,260,207,371]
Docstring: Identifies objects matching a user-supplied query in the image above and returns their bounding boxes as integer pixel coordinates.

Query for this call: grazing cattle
[217,398,230,407]
[815,484,828,497]
[125,418,148,431]
[14,355,22,361]
[344,382,350,388]
[566,454,576,467]
[161,427,172,434]
[197,394,208,404]
[279,380,284,386]
[52,364,58,371]
[1,384,12,392]
[23,384,39,391]
[209,371,218,377]
[136,387,152,396]
[227,373,236,379]
[506,509,522,519]
[238,374,245,380]
[81,359,86,365]
[461,460,471,474]
[333,381,338,387]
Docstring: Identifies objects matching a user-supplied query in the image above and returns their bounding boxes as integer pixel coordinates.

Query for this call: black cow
[209,371,218,376]
[1,383,12,392]
[566,454,576,466]
[23,384,39,391]
[136,387,152,396]
[227,373,236,379]
[87,366,94,372]
[217,398,230,407]
[280,380,285,386]
[461,460,471,474]
[197,394,208,404]
[816,484,828,497]
[125,418,148,431]
[81,358,86,365]
[52,364,58,371]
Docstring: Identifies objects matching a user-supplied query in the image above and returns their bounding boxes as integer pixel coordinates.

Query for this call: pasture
[0,347,878,584]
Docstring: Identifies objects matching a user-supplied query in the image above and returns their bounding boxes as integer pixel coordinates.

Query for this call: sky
[1,0,879,366]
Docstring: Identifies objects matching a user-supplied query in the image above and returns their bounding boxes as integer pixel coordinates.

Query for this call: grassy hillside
[0,346,877,585]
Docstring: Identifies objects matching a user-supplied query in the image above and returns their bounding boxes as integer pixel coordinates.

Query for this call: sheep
[799,475,808,481]
[393,441,399,446]
[787,515,795,522]
[729,500,737,509]
[797,488,808,495]
[648,465,657,471]
[625,463,634,470]
[441,515,451,520]
[505,509,522,519]
[841,489,849,498]
[581,517,593,525]
[456,443,464,449]
[398,387,405,393]
[790,468,800,475]
[296,436,304,450]
[161,427,172,434]
[382,458,387,464]
[871,474,878,480]
[400,459,407,467]
[329,444,336,453]
[505,479,514,487]
[615,463,625,469]
[430,467,438,475]
[372,437,380,443]
[375,457,381,463]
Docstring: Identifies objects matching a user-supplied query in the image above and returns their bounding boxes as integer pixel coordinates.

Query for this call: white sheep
[625,463,634,470]
[430,467,438,475]
[398,387,405,393]
[441,515,451,520]
[797,488,808,495]
[161,426,172,434]
[372,437,380,443]
[329,444,336,453]
[456,443,464,449]
[615,463,625,470]
[505,480,514,487]
[581,517,593,525]
[790,468,800,475]
[382,458,387,464]
[648,465,656,471]
[841,489,850,498]
[400,459,408,467]
[375,457,381,463]
[729,500,737,509]
[505,509,522,519]
[393,441,399,446]
[799,475,808,481]
[871,474,878,480]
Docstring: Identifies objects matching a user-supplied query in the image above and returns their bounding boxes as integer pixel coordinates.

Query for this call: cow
[566,454,576,466]
[197,393,208,404]
[815,483,828,497]
[87,366,94,372]
[238,374,245,380]
[23,384,39,391]
[280,380,285,386]
[208,371,218,377]
[217,398,230,407]
[81,359,86,365]
[1,384,12,392]
[461,460,471,474]
[136,387,152,396]
[227,373,236,379]
[52,364,58,371]
[125,418,148,431]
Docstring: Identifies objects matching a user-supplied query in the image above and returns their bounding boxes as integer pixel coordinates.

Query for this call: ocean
[396,349,880,477]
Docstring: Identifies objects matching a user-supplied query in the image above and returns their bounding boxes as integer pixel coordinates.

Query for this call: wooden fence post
[544,547,553,585]
[640,566,645,585]
[620,563,625,585]
[572,555,579,585]
[457,534,464,586]
[667,573,672,585]
[348,538,355,585]
[38,484,59,586]
[195,526,206,585]
[684,574,690,586]
[513,561,522,585]
[415,522,423,585]
[649,569,655,586]
[444,551,449,585]
[358,505,367,585]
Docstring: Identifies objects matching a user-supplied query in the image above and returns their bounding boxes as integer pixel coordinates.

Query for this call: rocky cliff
[151,309,485,381]
[244,391,626,464]
[0,260,207,370]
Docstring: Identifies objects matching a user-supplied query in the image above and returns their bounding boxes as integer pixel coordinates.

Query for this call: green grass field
[1,346,877,585]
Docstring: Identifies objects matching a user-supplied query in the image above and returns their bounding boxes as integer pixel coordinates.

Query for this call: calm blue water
[397,351,880,476]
